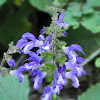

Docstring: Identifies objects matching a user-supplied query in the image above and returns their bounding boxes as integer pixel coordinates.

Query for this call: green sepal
[57,41,67,49]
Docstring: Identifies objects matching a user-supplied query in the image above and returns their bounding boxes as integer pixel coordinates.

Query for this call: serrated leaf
[67,2,82,18]
[78,82,100,100]
[81,11,100,33]
[28,0,68,13]
[82,4,94,14]
[28,0,54,13]
[0,74,29,100]
[0,0,7,6]
[95,57,100,68]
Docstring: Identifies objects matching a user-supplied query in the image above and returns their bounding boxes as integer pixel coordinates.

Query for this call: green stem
[81,48,100,66]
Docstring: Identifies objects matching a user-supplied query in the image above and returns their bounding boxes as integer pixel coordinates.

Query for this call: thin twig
[81,48,100,66]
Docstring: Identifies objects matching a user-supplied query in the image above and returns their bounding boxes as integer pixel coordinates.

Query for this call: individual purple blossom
[52,81,63,95]
[65,62,86,77]
[54,64,67,86]
[56,13,68,28]
[17,63,33,72]
[40,28,46,34]
[22,40,43,54]
[22,32,36,42]
[66,71,80,88]
[32,70,47,90]
[63,31,67,36]
[75,65,86,77]
[10,70,24,82]
[27,52,42,63]
[16,38,28,48]
[62,44,84,65]
[22,41,34,54]
[69,44,84,54]
[41,86,52,100]
[16,32,43,54]
[38,34,45,41]
[76,57,85,63]
[41,35,52,50]
[8,58,16,67]
[62,44,84,54]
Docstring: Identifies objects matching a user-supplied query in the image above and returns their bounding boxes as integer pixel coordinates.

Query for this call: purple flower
[76,57,85,63]
[8,58,16,67]
[69,44,84,54]
[32,70,46,90]
[62,44,84,65]
[52,81,63,95]
[16,32,44,54]
[22,41,34,54]
[65,62,86,77]
[75,65,86,77]
[56,13,68,28]
[27,52,42,63]
[40,28,46,34]
[66,71,80,88]
[63,31,67,36]
[16,38,28,48]
[41,35,52,50]
[38,34,45,41]
[10,70,24,82]
[41,86,52,100]
[54,65,67,86]
[22,32,36,42]
[17,63,33,71]
[22,40,43,54]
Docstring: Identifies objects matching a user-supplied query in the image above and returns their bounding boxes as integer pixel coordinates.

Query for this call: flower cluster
[9,12,86,100]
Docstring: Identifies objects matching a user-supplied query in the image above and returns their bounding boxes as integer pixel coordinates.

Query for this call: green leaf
[81,11,100,34]
[46,53,53,60]
[78,82,100,100]
[57,53,66,65]
[0,4,32,47]
[28,0,54,13]
[67,2,82,18]
[0,0,7,6]
[46,75,53,82]
[82,4,94,14]
[57,41,67,49]
[28,0,68,13]
[41,64,55,72]
[0,74,29,100]
[55,0,69,7]
[95,57,100,68]
[87,0,100,7]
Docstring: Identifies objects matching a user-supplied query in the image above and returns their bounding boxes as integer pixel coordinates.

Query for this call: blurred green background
[0,0,100,100]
